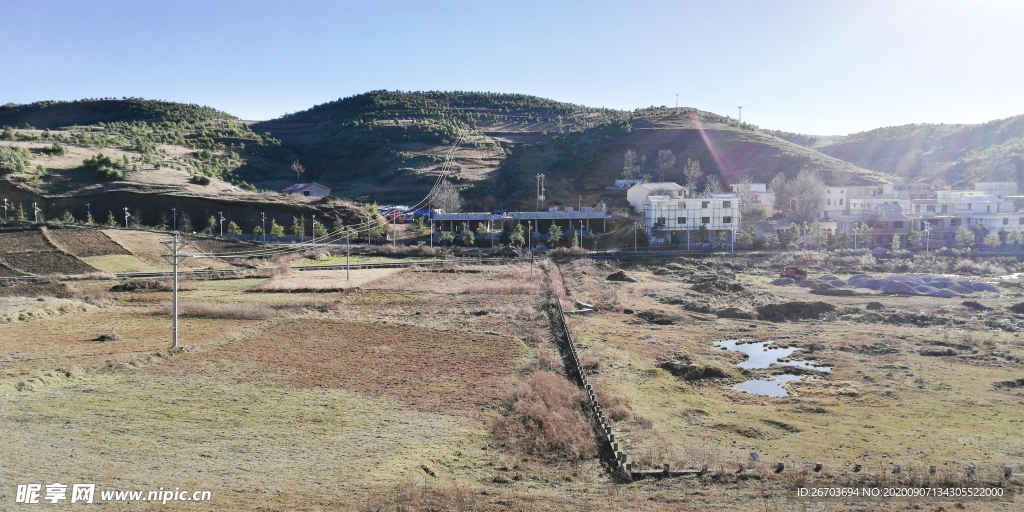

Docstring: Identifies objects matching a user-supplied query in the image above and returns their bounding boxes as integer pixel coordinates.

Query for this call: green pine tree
[270,219,285,240]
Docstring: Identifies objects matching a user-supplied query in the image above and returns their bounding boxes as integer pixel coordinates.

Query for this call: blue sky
[2,0,1023,135]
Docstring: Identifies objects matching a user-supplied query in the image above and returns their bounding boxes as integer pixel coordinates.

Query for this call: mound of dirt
[636,310,682,325]
[716,307,754,319]
[110,279,171,292]
[880,280,916,294]
[771,277,796,286]
[93,333,122,342]
[692,279,744,294]
[1009,303,1024,314]
[606,270,637,282]
[657,358,730,381]
[865,302,884,310]
[994,378,1024,389]
[962,301,990,311]
[756,301,836,322]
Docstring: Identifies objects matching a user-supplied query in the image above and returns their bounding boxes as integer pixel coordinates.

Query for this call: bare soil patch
[253,267,403,292]
[154,317,525,413]
[45,228,131,257]
[0,251,97,275]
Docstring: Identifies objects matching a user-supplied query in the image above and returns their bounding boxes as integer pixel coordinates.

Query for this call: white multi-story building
[730,182,775,215]
[821,186,848,219]
[627,182,686,213]
[643,193,739,245]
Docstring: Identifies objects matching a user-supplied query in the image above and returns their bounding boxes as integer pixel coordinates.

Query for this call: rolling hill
[813,114,1024,187]
[3,92,892,216]
[250,90,888,210]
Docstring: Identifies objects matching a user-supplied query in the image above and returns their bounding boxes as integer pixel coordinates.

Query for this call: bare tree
[622,149,640,179]
[735,175,754,213]
[702,175,724,196]
[768,172,788,210]
[656,149,676,181]
[430,180,464,212]
[291,160,306,182]
[790,169,825,222]
[682,158,702,194]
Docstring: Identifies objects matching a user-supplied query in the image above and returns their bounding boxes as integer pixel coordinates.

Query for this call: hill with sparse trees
[813,114,1024,187]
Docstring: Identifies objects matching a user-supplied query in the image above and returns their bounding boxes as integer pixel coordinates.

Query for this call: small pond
[735,375,802,397]
[714,339,831,397]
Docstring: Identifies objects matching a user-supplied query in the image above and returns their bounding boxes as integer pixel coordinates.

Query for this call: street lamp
[633,222,639,252]
[171,207,177,231]
[925,227,931,253]
[853,228,859,250]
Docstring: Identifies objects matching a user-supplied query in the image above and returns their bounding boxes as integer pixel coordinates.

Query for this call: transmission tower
[160,233,196,349]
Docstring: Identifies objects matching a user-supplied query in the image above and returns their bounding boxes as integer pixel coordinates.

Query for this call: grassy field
[1,253,1023,511]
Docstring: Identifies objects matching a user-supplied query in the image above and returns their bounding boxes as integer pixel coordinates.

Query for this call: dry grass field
[1,250,1022,511]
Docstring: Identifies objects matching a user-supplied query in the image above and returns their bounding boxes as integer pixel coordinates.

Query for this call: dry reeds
[163,301,281,320]
[491,370,596,459]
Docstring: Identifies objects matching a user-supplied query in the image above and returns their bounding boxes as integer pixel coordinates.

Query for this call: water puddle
[735,375,802,397]
[714,340,831,372]
[714,339,831,397]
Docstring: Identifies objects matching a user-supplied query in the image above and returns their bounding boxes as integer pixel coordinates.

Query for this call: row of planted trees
[431,221,588,248]
[0,201,390,243]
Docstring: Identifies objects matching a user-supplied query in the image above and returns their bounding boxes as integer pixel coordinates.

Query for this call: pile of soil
[756,301,836,322]
[657,358,730,381]
[606,270,638,282]
[716,307,754,319]
[635,310,682,325]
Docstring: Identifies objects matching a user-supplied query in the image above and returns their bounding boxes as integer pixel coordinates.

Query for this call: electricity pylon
[160,233,195,349]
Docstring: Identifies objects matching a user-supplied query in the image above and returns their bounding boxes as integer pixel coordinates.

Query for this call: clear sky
[2,0,1023,135]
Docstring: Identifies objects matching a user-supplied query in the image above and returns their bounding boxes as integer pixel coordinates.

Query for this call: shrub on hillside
[83,153,126,180]
[0,146,31,174]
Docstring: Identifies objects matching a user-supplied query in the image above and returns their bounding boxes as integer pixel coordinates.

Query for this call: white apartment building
[643,193,739,245]
[730,182,775,215]
[821,186,848,219]
[627,182,686,213]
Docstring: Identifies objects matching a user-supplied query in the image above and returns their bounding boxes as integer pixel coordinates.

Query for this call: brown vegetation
[491,371,596,459]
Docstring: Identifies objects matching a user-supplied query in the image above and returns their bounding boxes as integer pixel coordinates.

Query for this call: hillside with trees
[250,90,886,210]
[813,114,1024,187]
[1,92,889,214]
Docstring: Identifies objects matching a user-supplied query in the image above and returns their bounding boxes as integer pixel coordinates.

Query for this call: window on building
[677,217,685,225]
[701,201,709,208]
[927,205,935,212]
[968,203,972,210]
[656,217,666,226]
[701,216,710,224]
[723,216,732,224]
[827,199,831,206]
[723,201,731,208]
[1003,218,1009,225]
[987,205,991,213]
[915,205,921,213]
[752,195,759,201]
[940,205,947,213]
[1019,218,1024,225]
[893,221,903,229]
[839,198,843,205]
[303,191,310,197]
[950,218,961,226]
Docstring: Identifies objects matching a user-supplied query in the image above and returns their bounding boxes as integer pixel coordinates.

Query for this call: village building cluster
[627,179,1021,249]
